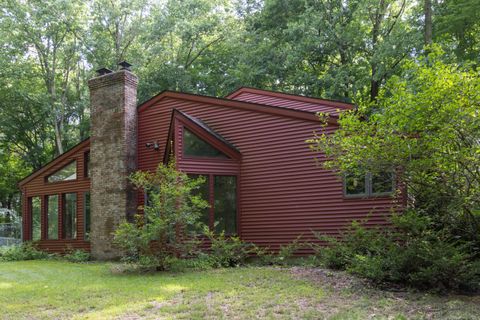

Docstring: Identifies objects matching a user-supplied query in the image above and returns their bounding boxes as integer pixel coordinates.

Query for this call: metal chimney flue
[96,67,113,76]
[118,61,132,71]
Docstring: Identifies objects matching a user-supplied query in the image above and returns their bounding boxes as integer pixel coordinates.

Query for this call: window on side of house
[344,171,395,197]
[214,175,237,234]
[46,161,77,183]
[187,174,210,229]
[84,152,90,178]
[183,129,228,158]
[84,192,90,240]
[46,195,59,239]
[62,193,77,239]
[30,196,41,241]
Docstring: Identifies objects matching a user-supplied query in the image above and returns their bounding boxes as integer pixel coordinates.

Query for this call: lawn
[0,261,479,320]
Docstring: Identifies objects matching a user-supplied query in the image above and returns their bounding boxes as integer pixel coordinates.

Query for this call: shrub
[313,212,480,292]
[254,236,305,266]
[113,160,209,271]
[0,242,51,261]
[204,227,254,267]
[63,249,90,263]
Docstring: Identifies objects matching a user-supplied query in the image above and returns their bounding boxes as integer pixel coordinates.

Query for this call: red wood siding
[19,140,91,253]
[227,87,353,116]
[138,95,398,251]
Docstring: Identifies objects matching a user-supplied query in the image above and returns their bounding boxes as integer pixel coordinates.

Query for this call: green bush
[0,242,51,261]
[254,236,305,266]
[204,227,254,267]
[63,249,91,263]
[313,212,480,292]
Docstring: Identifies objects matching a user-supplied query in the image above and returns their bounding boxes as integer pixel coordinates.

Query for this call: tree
[310,48,480,244]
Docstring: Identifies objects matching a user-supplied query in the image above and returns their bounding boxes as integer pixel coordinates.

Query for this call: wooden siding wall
[138,97,398,251]
[20,141,91,253]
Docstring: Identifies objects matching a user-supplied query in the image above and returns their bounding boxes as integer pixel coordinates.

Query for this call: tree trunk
[424,0,433,46]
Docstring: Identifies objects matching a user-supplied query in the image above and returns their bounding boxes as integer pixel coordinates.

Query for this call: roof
[137,91,340,124]
[226,87,353,116]
[18,138,90,187]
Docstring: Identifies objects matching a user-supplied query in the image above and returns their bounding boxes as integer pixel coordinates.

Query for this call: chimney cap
[118,61,132,71]
[96,67,113,76]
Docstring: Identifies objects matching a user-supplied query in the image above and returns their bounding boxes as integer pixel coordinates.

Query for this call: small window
[183,129,228,158]
[62,193,77,239]
[46,195,59,239]
[344,171,395,197]
[344,173,367,196]
[30,197,42,241]
[371,172,394,195]
[84,152,90,178]
[47,161,77,183]
[214,175,237,234]
[84,192,91,240]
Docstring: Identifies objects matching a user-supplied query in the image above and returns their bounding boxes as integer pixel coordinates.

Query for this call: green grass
[1,261,479,320]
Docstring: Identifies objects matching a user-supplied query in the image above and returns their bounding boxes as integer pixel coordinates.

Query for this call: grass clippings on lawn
[0,261,479,319]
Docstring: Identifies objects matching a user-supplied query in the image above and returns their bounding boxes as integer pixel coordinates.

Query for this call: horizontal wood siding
[138,96,398,252]
[20,140,91,253]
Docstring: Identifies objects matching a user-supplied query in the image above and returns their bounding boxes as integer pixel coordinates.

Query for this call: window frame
[62,192,77,240]
[182,127,230,160]
[29,196,42,241]
[186,172,239,235]
[45,194,59,240]
[343,172,395,198]
[83,191,91,241]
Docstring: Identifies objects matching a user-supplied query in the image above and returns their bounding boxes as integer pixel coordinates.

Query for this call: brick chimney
[88,65,138,260]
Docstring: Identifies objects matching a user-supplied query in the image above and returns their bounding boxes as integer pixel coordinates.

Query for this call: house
[18,65,398,260]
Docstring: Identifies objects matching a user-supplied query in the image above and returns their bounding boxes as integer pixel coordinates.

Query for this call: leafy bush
[113,160,209,271]
[203,227,254,267]
[254,236,305,266]
[0,242,50,261]
[313,212,480,292]
[63,249,90,263]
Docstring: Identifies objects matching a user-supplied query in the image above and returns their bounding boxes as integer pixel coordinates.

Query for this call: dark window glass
[371,172,394,195]
[84,192,91,240]
[31,197,41,241]
[345,173,367,196]
[183,129,228,158]
[84,152,90,178]
[63,193,77,239]
[188,174,210,228]
[47,195,58,239]
[47,161,77,183]
[214,176,237,234]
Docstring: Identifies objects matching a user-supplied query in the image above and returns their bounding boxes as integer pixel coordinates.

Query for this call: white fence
[0,223,22,246]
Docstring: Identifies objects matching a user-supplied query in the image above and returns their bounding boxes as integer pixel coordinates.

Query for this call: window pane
[84,192,90,240]
[183,129,228,158]
[188,174,210,228]
[214,176,237,234]
[47,195,58,240]
[63,193,77,239]
[345,173,367,196]
[47,161,77,183]
[371,172,394,194]
[31,197,41,241]
[84,152,90,178]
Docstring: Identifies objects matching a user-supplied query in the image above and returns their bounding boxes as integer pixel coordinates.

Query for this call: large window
[187,174,237,234]
[214,176,237,234]
[30,197,41,241]
[46,195,59,239]
[183,129,228,158]
[47,161,77,183]
[344,171,394,197]
[84,192,91,240]
[62,193,77,239]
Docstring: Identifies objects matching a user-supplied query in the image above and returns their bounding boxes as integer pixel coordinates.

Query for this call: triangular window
[46,161,77,183]
[183,129,228,158]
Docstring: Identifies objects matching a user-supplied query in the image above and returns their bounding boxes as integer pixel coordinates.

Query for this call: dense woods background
[0,0,479,211]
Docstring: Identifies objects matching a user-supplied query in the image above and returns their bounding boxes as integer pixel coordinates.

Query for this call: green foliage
[313,213,480,292]
[63,249,91,263]
[254,236,305,266]
[203,226,254,267]
[113,160,209,271]
[310,51,480,247]
[0,242,51,261]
